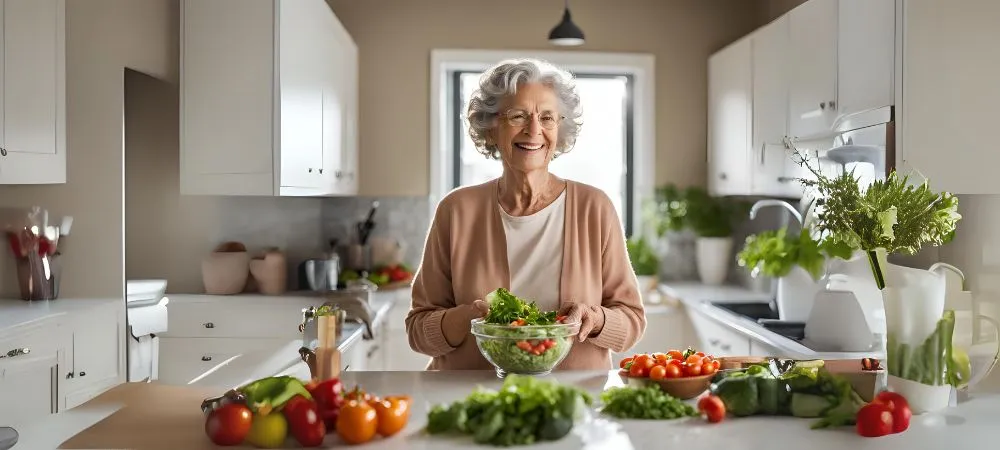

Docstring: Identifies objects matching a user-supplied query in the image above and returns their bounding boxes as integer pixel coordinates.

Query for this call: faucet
[748,199,803,227]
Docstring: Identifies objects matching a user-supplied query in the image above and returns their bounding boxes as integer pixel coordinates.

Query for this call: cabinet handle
[79,371,86,377]
[335,171,343,179]
[777,176,795,183]
[828,100,836,110]
[204,322,215,329]
[718,173,727,180]
[201,356,212,362]
[820,102,826,110]
[308,168,314,173]
[318,168,323,174]
[66,372,74,379]
[366,345,380,359]
[708,339,720,346]
[759,142,766,165]
[0,347,29,358]
[0,148,6,156]
[720,344,731,351]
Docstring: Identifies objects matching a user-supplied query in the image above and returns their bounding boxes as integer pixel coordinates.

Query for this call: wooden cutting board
[60,383,221,450]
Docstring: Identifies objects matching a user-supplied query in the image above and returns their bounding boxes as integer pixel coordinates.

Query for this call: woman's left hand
[558,303,606,342]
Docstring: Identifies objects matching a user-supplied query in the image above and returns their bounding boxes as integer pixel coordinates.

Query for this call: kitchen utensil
[299,255,340,291]
[0,427,17,450]
[356,201,379,245]
[470,319,580,378]
[618,372,713,400]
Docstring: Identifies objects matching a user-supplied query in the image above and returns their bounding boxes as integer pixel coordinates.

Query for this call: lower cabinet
[64,302,124,409]
[687,309,752,356]
[0,336,65,425]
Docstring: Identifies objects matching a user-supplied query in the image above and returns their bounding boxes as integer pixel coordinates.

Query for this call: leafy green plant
[684,187,751,238]
[626,237,659,276]
[643,184,690,236]
[737,228,854,280]
[792,151,961,289]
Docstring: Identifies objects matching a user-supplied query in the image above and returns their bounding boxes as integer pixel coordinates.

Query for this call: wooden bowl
[618,371,715,400]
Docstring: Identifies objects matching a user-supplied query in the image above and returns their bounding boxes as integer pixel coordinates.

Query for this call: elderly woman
[405,58,645,370]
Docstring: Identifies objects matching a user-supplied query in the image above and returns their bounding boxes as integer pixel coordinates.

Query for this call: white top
[499,191,566,312]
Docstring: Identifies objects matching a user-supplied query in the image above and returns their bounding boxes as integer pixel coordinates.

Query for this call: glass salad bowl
[471,318,580,378]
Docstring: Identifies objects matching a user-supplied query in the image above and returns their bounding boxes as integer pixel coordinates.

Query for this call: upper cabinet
[180,0,359,196]
[708,0,897,198]
[898,0,1000,194]
[0,0,66,185]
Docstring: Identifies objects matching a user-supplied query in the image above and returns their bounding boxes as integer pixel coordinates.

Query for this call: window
[430,50,655,238]
[451,71,636,234]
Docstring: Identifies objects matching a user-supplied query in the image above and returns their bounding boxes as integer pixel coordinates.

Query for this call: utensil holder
[347,244,372,271]
[15,253,59,301]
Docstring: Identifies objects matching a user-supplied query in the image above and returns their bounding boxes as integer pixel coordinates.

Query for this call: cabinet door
[787,0,838,140]
[180,0,275,195]
[0,0,65,184]
[751,16,800,198]
[338,38,359,194]
[707,38,752,196]
[277,0,324,191]
[900,0,1000,194]
[686,309,751,357]
[837,0,894,118]
[0,349,62,424]
[66,306,122,403]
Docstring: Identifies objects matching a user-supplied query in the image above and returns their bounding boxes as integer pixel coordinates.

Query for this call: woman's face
[490,83,561,174]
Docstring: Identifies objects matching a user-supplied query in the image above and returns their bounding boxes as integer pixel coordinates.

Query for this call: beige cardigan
[405,179,646,370]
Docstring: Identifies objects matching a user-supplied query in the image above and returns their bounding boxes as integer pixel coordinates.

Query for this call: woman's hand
[442,300,489,347]
[558,303,606,342]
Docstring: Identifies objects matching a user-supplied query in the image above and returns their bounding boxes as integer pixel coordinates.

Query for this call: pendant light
[548,0,585,46]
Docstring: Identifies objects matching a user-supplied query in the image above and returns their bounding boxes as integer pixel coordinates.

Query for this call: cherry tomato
[702,362,718,376]
[684,363,703,377]
[856,402,894,437]
[543,339,556,349]
[648,365,668,380]
[667,350,684,361]
[307,378,345,430]
[336,400,378,444]
[652,353,669,364]
[634,354,653,369]
[873,391,912,433]
[667,358,683,367]
[628,361,648,377]
[283,398,326,447]
[711,360,721,371]
[695,351,706,357]
[371,395,412,437]
[205,403,253,446]
[619,356,634,369]
[517,341,532,352]
[686,355,704,366]
[663,364,682,378]
[697,395,726,423]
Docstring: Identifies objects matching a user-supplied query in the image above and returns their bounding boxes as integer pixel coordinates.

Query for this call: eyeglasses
[498,109,564,130]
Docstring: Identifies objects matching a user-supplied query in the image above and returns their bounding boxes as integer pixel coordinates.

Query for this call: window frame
[450,70,637,235]
[430,49,655,238]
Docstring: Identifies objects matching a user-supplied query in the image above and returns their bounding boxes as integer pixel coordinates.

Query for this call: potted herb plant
[684,187,750,285]
[791,150,991,413]
[627,236,660,302]
[737,227,852,321]
[642,184,697,281]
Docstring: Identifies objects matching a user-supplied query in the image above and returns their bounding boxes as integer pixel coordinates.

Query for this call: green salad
[474,289,575,375]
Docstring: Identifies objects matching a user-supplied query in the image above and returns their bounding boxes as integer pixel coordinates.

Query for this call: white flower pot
[886,375,953,414]
[695,237,732,286]
[775,267,824,322]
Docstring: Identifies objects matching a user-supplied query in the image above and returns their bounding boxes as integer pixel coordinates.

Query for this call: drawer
[157,337,302,387]
[163,301,315,339]
[686,308,751,356]
[0,320,69,362]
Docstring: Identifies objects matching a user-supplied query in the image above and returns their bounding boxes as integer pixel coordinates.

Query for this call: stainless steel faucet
[748,199,804,226]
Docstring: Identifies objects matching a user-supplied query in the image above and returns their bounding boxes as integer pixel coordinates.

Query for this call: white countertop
[0,297,121,334]
[13,370,1000,450]
[660,282,881,360]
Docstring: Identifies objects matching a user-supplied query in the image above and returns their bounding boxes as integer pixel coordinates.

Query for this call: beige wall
[0,0,178,298]
[763,0,807,22]
[327,0,766,196]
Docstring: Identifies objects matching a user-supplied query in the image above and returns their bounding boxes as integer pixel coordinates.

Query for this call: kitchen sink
[710,301,779,321]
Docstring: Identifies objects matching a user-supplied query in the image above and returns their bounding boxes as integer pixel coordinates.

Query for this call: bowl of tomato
[617,349,721,400]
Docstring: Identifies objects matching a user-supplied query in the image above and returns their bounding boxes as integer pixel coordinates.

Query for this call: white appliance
[125,279,170,382]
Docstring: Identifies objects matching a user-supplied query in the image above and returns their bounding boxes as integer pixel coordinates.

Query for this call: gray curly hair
[466,58,584,159]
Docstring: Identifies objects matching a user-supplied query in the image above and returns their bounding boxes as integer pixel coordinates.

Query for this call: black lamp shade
[548,9,584,46]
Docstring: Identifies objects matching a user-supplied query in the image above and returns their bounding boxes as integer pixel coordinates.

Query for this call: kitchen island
[13,370,1000,449]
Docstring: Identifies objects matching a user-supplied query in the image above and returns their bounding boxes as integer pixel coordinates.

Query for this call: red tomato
[619,356,634,369]
[667,350,684,361]
[697,395,726,423]
[649,365,668,380]
[634,355,655,370]
[307,378,345,430]
[856,403,894,437]
[685,355,704,366]
[628,361,648,377]
[683,363,703,377]
[667,358,683,367]
[205,403,253,446]
[663,364,682,378]
[711,360,721,371]
[872,391,912,433]
[652,353,669,364]
[695,351,706,357]
[284,398,326,447]
[702,362,718,376]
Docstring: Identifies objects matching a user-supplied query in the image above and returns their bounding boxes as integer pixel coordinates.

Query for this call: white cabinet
[707,37,753,197]
[180,0,359,197]
[0,0,66,184]
[787,0,839,140]
[837,0,895,119]
[751,16,801,198]
[64,303,124,409]
[0,321,68,424]
[898,0,1000,194]
[686,309,751,357]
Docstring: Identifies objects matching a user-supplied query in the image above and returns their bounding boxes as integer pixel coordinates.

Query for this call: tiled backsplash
[321,196,431,269]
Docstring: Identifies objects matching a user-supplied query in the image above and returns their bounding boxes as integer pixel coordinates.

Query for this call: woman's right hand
[442,299,489,347]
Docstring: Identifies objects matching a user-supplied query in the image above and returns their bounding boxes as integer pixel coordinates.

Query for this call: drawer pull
[708,339,720,346]
[66,372,75,379]
[79,371,86,377]
[0,348,30,359]
[201,356,212,362]
[366,345,380,359]
[204,322,215,329]
[720,344,731,352]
